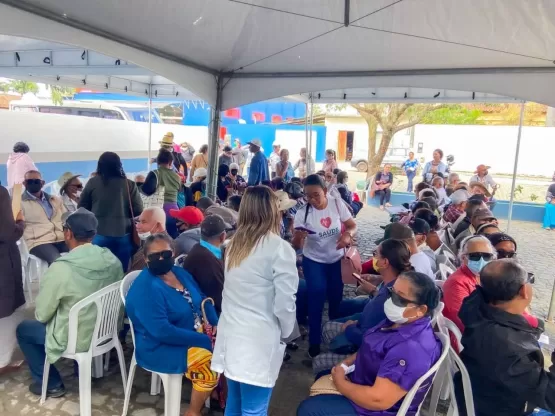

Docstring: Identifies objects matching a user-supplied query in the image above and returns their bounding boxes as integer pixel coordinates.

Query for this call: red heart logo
[320,217,332,228]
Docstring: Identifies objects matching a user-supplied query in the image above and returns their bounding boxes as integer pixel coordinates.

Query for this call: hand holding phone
[295,226,316,235]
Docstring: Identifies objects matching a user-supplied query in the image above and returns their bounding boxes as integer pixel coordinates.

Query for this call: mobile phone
[295,226,316,235]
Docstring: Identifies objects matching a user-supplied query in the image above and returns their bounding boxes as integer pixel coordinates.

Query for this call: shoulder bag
[333,198,362,284]
[125,179,141,248]
[309,375,342,397]
[140,170,165,209]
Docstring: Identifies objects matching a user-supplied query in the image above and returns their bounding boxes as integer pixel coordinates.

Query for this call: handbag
[140,170,165,209]
[125,179,141,248]
[309,375,342,397]
[331,198,362,285]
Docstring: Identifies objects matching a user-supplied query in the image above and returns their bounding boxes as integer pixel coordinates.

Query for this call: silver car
[350,147,410,172]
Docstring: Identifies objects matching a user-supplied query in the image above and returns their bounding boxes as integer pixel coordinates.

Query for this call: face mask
[138,231,151,241]
[384,298,411,324]
[467,258,490,275]
[25,181,43,194]
[231,170,238,176]
[147,258,174,276]
[373,258,382,272]
[75,190,82,198]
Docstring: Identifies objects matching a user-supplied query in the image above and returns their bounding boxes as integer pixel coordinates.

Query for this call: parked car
[350,147,410,172]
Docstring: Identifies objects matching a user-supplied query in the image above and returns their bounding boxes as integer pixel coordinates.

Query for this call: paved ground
[1,205,553,415]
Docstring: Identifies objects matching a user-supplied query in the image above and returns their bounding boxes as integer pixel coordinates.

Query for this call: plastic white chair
[438,263,456,281]
[436,315,463,353]
[41,281,127,416]
[396,332,450,416]
[431,302,445,327]
[120,271,184,416]
[17,239,49,303]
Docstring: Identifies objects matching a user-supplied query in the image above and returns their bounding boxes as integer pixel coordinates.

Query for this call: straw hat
[275,190,297,212]
[159,132,175,147]
[58,172,81,188]
[469,181,491,197]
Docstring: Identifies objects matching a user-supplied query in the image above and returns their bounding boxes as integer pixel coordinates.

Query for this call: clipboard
[11,184,22,220]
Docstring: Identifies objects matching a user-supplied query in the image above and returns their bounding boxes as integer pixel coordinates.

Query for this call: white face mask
[384,298,417,324]
[75,190,82,198]
[138,231,151,241]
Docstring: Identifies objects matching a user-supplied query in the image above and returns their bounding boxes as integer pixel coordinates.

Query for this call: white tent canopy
[1,0,555,109]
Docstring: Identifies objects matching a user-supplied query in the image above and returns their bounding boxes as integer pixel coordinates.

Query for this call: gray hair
[459,235,497,262]
[448,172,460,182]
[142,207,166,228]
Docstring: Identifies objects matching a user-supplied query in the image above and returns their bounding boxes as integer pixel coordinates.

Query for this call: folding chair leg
[40,358,51,405]
[92,356,104,378]
[163,375,183,416]
[150,373,162,395]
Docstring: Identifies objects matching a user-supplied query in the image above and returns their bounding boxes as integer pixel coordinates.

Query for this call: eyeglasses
[147,250,173,263]
[387,287,417,307]
[467,252,494,262]
[496,249,517,259]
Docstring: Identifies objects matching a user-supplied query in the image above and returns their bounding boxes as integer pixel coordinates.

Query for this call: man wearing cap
[182,215,228,314]
[170,206,204,256]
[455,207,498,250]
[16,208,123,398]
[269,141,281,178]
[376,223,434,279]
[159,132,188,176]
[197,196,239,230]
[443,189,470,224]
[218,145,234,167]
[247,139,270,186]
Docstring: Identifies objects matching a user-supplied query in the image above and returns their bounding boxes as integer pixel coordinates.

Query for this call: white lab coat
[211,233,298,388]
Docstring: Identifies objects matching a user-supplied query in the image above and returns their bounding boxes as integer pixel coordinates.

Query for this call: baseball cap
[450,189,470,204]
[409,218,431,235]
[62,207,98,239]
[471,208,496,221]
[169,206,204,225]
[272,141,280,147]
[201,214,230,239]
[247,139,262,148]
[375,222,414,244]
[193,167,208,179]
[285,181,304,199]
[223,145,232,152]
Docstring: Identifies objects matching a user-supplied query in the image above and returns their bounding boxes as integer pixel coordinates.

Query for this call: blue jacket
[248,151,270,186]
[126,266,218,374]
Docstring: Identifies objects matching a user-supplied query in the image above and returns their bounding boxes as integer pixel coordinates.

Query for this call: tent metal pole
[309,94,314,160]
[506,101,525,234]
[206,76,223,200]
[147,85,152,171]
[305,103,309,156]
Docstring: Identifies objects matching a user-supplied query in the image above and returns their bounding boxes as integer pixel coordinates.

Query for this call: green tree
[0,82,10,93]
[420,105,483,125]
[351,103,447,178]
[49,85,75,105]
[9,80,39,95]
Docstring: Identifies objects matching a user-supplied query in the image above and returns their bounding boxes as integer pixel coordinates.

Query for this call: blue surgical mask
[467,258,490,275]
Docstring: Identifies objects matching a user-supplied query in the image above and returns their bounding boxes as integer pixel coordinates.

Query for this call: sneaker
[379,205,385,211]
[385,203,392,208]
[28,382,66,398]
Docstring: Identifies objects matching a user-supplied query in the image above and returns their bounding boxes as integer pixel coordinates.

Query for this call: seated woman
[313,240,413,376]
[413,208,442,251]
[227,163,247,194]
[398,200,430,225]
[336,171,363,217]
[371,164,393,210]
[298,271,442,416]
[126,233,218,416]
[544,182,555,230]
[216,163,232,203]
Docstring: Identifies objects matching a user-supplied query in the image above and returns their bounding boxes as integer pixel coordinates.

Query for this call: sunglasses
[527,273,535,285]
[25,179,42,185]
[147,250,173,263]
[467,252,494,262]
[69,184,83,189]
[496,249,517,259]
[387,287,417,307]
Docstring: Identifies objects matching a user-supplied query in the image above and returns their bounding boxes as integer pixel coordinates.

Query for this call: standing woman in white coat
[211,185,299,416]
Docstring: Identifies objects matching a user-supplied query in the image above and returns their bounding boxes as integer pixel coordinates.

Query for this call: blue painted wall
[225,124,326,162]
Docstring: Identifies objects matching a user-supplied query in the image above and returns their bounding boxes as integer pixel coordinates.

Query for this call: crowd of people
[1,137,555,416]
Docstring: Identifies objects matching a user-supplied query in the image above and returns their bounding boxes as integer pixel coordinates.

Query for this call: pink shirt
[322,159,338,173]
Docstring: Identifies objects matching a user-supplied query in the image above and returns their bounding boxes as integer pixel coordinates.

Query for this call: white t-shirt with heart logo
[294,195,352,264]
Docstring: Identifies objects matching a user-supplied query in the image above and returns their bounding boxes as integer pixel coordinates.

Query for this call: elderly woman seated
[298,272,442,416]
[126,233,218,416]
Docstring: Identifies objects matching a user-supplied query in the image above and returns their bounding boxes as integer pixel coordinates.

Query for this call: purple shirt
[350,318,441,416]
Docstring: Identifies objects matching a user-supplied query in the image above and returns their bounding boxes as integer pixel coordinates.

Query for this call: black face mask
[231,170,238,176]
[25,180,43,194]
[147,258,174,276]
[136,182,144,188]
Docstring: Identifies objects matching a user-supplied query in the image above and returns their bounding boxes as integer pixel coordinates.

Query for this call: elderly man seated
[129,207,168,272]
[196,196,238,229]
[21,170,68,264]
[16,208,123,397]
[454,207,497,250]
[182,215,228,314]
[456,260,555,416]
[443,189,469,224]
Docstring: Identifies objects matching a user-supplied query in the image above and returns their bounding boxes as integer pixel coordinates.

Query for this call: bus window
[38,107,72,115]
[120,108,161,123]
[77,110,102,118]
[12,105,38,112]
[101,110,124,120]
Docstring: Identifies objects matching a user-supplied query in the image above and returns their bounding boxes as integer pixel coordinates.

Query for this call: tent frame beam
[0,0,217,75]
[224,66,555,78]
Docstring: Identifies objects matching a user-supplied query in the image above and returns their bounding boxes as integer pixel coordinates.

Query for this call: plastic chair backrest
[439,263,456,281]
[447,348,476,416]
[356,180,366,191]
[437,314,463,352]
[17,238,30,263]
[396,332,450,416]
[120,271,141,347]
[431,302,445,326]
[65,281,122,356]
[43,180,60,196]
